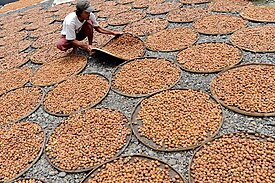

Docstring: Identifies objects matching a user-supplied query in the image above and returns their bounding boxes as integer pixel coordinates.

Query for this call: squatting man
[57,0,122,55]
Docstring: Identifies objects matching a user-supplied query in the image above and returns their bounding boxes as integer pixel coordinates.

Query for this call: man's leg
[56,36,74,53]
[77,20,94,45]
[76,20,94,56]
[84,20,94,45]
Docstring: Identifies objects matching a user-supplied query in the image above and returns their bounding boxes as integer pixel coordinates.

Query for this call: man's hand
[70,40,94,56]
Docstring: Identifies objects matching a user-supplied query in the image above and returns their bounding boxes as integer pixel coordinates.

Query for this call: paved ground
[0,0,274,183]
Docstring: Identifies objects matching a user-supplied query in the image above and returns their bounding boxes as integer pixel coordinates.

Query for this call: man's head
[76,0,93,19]
[76,0,93,12]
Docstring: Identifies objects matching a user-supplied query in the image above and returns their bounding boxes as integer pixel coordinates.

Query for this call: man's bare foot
[67,48,77,55]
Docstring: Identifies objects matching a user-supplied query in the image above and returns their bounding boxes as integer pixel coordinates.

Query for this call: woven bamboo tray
[123,17,169,36]
[230,26,275,53]
[209,7,248,13]
[92,33,145,60]
[145,28,199,52]
[240,6,275,23]
[166,7,211,23]
[2,121,46,183]
[30,55,87,87]
[0,86,45,127]
[192,14,248,35]
[130,88,224,151]
[81,154,186,183]
[111,57,182,98]
[44,108,132,173]
[210,63,275,117]
[29,45,68,64]
[0,53,30,72]
[92,48,127,60]
[42,73,111,117]
[0,67,32,96]
[188,131,275,183]
[175,42,243,74]
[107,10,146,26]
[146,2,182,15]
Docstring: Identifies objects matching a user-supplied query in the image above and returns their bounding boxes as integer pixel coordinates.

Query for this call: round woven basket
[81,154,186,183]
[44,108,132,173]
[130,88,224,151]
[210,63,275,117]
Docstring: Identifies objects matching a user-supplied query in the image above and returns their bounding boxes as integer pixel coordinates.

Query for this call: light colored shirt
[61,12,99,40]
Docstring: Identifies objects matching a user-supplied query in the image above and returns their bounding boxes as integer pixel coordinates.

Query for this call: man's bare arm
[94,26,123,36]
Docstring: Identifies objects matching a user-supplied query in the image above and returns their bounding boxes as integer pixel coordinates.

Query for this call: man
[57,0,122,55]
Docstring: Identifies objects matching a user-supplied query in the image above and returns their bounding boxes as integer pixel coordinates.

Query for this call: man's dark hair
[76,9,83,16]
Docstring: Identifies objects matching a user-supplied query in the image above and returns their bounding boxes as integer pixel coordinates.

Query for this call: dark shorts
[56,20,93,51]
